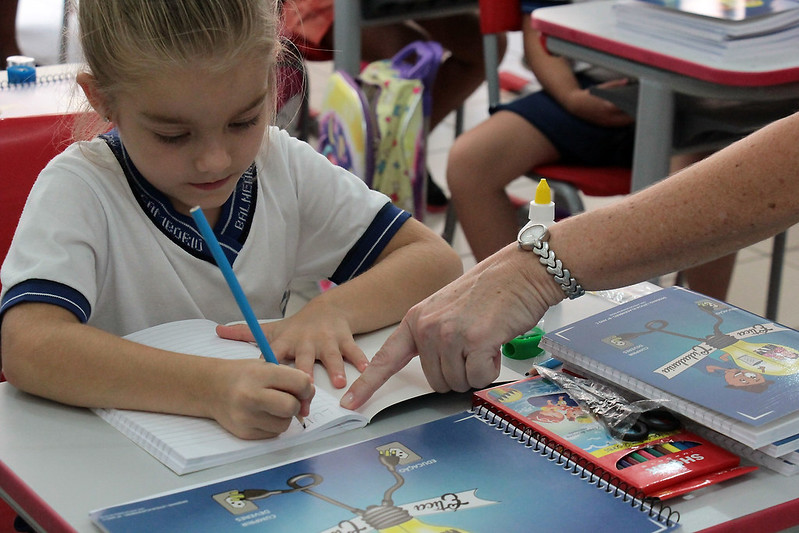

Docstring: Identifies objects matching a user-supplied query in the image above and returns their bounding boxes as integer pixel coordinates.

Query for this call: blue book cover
[540,286,799,448]
[90,412,678,532]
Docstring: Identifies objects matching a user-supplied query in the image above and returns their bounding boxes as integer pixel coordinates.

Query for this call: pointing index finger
[340,321,418,410]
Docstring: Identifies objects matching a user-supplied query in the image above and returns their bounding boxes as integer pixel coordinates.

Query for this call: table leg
[631,79,674,192]
[766,231,786,320]
[334,1,362,77]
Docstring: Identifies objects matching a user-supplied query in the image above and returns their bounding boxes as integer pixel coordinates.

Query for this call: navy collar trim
[101,131,257,265]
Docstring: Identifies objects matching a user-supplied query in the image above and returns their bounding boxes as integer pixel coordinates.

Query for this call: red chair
[0,112,81,382]
[442,0,631,242]
[0,113,81,281]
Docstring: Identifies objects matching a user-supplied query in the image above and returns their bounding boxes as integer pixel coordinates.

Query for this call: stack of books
[539,286,799,475]
[613,0,799,61]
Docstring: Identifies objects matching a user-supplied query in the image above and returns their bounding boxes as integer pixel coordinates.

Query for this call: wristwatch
[517,221,548,251]
[517,223,585,300]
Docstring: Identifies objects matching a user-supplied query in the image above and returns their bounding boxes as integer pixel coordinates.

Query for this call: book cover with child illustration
[540,286,799,448]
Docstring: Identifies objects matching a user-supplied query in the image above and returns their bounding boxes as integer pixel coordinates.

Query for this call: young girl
[0,0,461,440]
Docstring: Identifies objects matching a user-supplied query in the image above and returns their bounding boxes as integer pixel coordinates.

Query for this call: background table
[532,0,799,192]
[532,0,799,320]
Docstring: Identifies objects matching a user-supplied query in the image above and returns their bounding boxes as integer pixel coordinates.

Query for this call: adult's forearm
[547,112,799,291]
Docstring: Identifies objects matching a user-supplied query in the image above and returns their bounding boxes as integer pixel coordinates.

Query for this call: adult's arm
[341,112,799,409]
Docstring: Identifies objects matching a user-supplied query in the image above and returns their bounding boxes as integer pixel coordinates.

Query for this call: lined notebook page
[95,319,525,474]
[94,319,367,474]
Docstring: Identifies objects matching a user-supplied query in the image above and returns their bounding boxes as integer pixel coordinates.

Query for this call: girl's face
[110,56,270,225]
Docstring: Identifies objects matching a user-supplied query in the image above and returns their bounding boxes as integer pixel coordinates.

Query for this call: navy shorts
[491,73,635,167]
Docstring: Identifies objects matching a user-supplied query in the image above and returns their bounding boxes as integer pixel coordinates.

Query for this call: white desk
[2,289,799,532]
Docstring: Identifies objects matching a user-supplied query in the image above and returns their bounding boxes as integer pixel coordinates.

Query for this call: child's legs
[447,111,559,262]
[681,254,737,301]
[669,151,736,300]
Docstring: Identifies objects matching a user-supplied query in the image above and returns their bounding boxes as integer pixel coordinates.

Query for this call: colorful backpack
[317,41,443,220]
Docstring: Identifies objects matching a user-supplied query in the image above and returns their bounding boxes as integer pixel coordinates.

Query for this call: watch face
[518,223,547,245]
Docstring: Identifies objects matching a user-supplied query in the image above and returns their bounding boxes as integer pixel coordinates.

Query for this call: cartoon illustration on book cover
[212,441,496,533]
[484,380,629,455]
[91,411,679,533]
[601,297,799,393]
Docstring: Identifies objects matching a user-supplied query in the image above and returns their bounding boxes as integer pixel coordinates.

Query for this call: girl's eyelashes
[152,114,261,144]
[230,114,261,130]
[155,132,189,145]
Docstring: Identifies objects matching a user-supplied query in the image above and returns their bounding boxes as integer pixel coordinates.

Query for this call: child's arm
[0,302,314,439]
[218,217,462,388]
[524,19,632,128]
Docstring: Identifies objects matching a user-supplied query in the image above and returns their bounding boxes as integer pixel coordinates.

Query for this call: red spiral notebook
[473,375,757,500]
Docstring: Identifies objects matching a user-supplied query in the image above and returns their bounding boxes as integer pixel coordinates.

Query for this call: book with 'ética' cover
[90,411,679,532]
[539,286,799,449]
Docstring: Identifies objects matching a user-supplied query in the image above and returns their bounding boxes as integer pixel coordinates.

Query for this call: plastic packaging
[533,365,673,441]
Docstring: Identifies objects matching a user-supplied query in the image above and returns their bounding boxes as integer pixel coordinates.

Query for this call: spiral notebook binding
[471,402,680,527]
[0,71,76,91]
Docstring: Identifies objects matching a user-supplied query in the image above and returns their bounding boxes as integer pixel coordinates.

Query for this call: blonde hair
[76,0,284,138]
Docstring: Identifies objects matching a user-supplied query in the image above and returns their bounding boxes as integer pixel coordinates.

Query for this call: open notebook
[94,319,522,474]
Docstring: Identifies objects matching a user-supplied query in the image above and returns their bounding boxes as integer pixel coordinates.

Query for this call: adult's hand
[340,244,563,410]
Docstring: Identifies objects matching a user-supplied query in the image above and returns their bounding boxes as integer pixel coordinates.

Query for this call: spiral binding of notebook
[0,64,82,119]
[0,71,76,91]
[471,403,680,527]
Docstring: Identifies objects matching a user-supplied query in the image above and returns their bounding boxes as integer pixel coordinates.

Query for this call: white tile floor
[15,1,799,327]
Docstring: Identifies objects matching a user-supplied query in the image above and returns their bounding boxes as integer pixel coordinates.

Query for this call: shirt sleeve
[0,144,109,324]
[267,128,412,283]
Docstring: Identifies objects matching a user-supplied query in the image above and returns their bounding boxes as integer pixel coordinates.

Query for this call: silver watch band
[527,237,585,300]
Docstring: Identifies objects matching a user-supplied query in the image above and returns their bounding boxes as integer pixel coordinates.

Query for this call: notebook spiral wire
[1,72,76,90]
[472,403,680,527]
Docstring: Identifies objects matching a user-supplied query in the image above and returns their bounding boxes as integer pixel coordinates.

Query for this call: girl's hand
[563,78,634,128]
[208,358,314,440]
[216,302,368,389]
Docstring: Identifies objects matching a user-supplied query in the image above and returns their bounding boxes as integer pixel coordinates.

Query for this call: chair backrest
[479,0,524,35]
[0,112,79,383]
[0,113,80,283]
[479,0,523,108]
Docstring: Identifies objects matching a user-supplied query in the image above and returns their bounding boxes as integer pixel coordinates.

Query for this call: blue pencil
[189,206,278,365]
[190,206,305,428]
